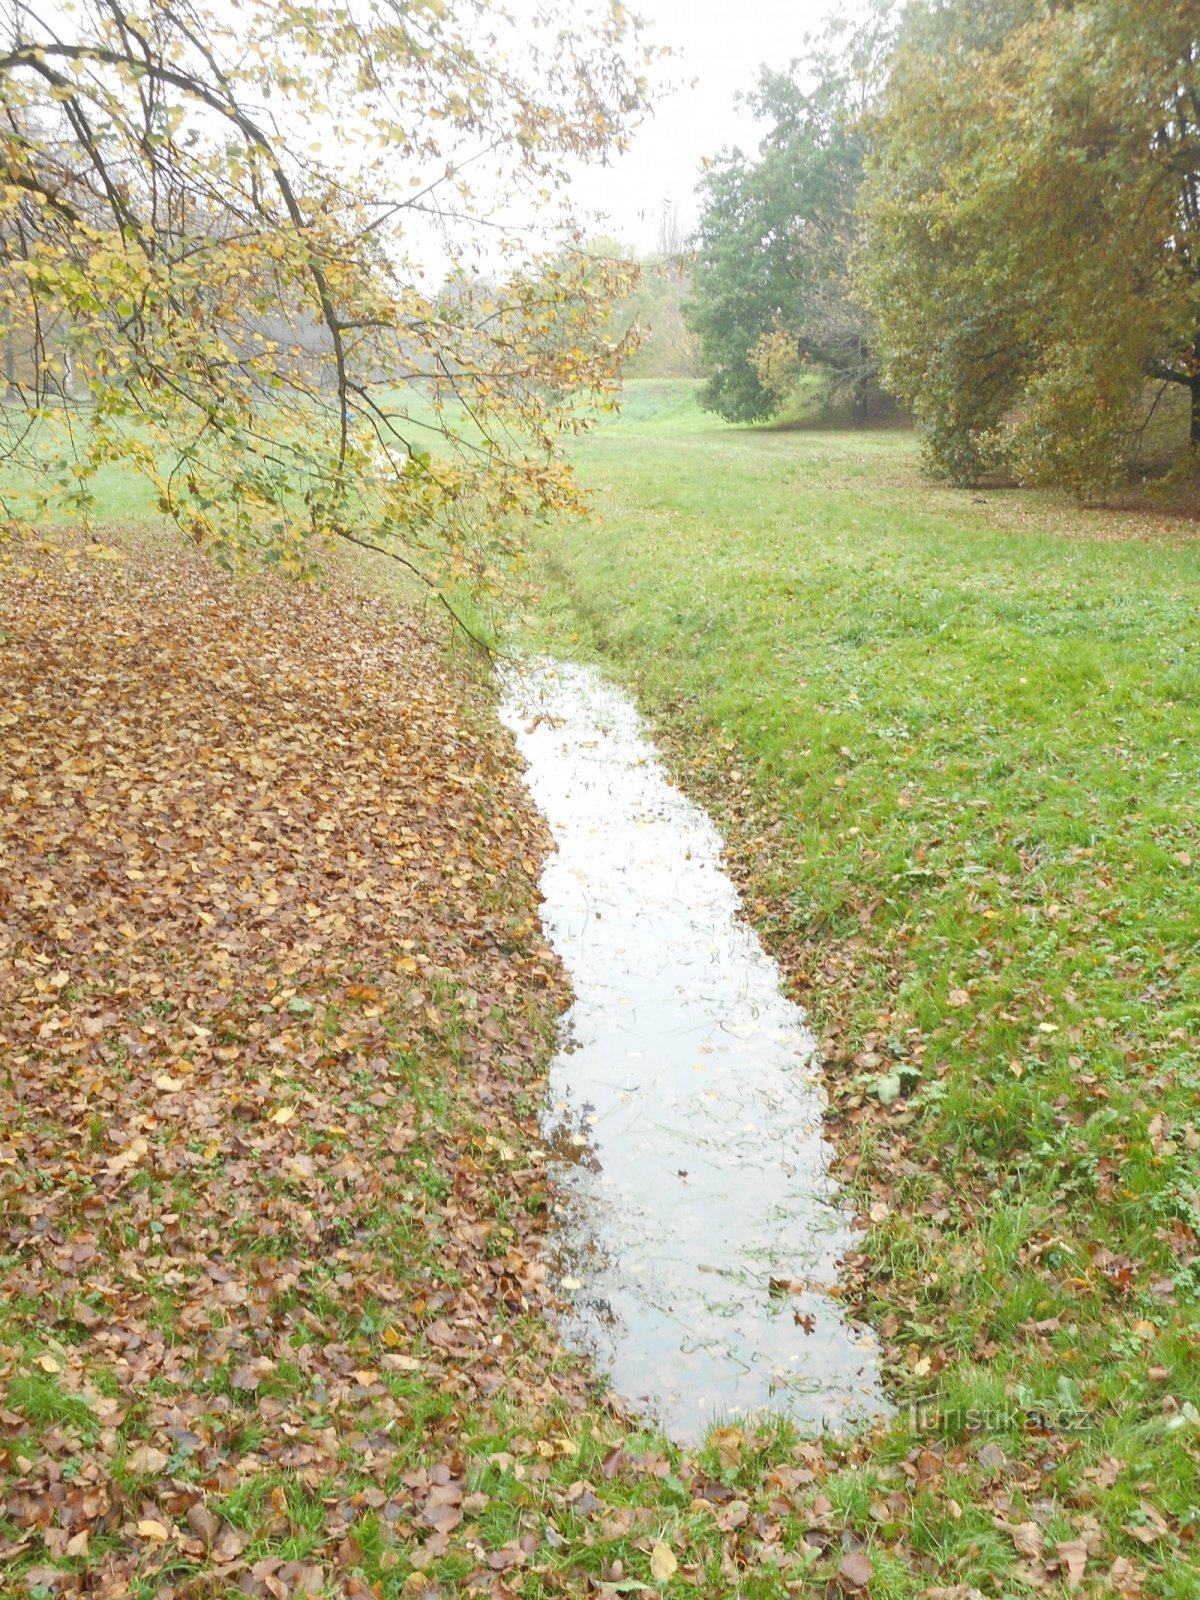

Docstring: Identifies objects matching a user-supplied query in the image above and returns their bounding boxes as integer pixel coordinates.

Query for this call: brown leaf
[1108,1557,1145,1597]
[185,1502,221,1547]
[486,1544,526,1571]
[997,1520,1044,1559]
[1056,1540,1089,1590]
[213,1523,246,1563]
[838,1550,872,1590]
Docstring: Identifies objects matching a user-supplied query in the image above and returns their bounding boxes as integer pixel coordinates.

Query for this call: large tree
[858,0,1200,489]
[686,4,893,424]
[0,0,653,607]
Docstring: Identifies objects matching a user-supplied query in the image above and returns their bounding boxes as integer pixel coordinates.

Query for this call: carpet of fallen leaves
[0,533,600,1595]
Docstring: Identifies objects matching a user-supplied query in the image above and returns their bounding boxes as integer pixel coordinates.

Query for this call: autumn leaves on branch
[0,0,655,602]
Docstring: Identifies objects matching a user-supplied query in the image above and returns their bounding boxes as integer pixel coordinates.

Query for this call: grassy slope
[524,381,1200,1594]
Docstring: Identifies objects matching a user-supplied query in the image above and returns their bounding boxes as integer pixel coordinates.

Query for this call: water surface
[500,659,884,1442]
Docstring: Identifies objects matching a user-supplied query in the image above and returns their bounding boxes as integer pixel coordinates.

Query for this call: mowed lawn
[527,381,1200,1590]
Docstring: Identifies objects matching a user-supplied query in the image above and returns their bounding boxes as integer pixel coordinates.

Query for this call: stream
[499,659,884,1443]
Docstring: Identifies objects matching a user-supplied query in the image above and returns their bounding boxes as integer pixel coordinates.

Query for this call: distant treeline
[666,0,1200,490]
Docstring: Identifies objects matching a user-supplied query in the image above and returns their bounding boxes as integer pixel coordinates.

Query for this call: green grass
[518,378,1200,1593]
[5,380,1199,1596]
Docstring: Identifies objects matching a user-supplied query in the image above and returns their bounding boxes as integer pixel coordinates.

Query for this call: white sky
[568,0,842,252]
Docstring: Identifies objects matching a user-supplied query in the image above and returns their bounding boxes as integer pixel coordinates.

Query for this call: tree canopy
[686,5,893,425]
[0,0,654,605]
[857,0,1200,489]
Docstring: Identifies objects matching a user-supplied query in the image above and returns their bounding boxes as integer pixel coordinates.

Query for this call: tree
[606,208,704,382]
[857,0,1200,489]
[0,0,654,613]
[686,3,894,424]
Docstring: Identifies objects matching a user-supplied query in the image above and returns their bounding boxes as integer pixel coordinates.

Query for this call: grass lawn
[520,380,1200,1593]
[2,382,1198,1599]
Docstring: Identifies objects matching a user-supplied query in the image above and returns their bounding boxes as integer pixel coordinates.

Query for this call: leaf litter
[0,531,591,1594]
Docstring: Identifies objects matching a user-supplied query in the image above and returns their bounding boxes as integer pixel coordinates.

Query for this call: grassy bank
[3,388,1198,1598]
[522,381,1200,1594]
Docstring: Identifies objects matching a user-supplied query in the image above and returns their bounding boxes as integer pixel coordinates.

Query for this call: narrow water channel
[500,659,884,1442]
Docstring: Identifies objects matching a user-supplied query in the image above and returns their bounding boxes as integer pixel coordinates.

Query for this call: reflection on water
[500,659,885,1443]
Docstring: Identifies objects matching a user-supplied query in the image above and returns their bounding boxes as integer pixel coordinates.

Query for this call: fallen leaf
[997,1520,1043,1559]
[1056,1539,1088,1591]
[649,1542,677,1583]
[838,1550,872,1589]
[185,1503,221,1546]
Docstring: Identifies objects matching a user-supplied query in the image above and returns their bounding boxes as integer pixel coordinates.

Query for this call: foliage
[0,0,654,607]
[582,216,704,383]
[527,379,1200,1598]
[620,259,706,382]
[0,528,582,1594]
[858,0,1200,490]
[686,4,894,424]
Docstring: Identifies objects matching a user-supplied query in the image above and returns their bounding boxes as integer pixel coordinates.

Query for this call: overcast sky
[570,0,843,252]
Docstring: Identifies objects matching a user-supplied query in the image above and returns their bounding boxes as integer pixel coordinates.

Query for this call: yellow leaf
[36,1354,60,1373]
[137,1519,170,1541]
[650,1542,677,1583]
[106,1136,148,1174]
[269,1105,296,1125]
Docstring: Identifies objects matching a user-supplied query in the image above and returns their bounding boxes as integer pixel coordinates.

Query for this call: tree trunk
[851,372,868,428]
[1191,330,1200,451]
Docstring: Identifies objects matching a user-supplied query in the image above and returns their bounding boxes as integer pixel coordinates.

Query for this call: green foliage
[686,4,894,424]
[858,0,1200,489]
[0,0,654,606]
[583,225,704,383]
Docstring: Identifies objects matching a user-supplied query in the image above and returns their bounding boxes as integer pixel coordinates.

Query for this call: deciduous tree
[686,4,893,424]
[0,0,654,611]
[858,0,1200,489]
